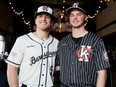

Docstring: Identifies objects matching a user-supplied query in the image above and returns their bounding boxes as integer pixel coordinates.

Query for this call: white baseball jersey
[6,32,59,87]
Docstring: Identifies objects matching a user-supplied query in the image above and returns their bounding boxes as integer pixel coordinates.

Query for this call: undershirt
[71,35,83,44]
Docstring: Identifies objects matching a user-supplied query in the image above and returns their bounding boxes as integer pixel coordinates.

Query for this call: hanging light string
[9,2,31,31]
[9,0,110,32]
[58,0,66,32]
[88,0,110,19]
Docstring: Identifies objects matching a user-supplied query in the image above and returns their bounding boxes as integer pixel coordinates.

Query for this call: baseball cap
[66,2,87,15]
[35,6,55,19]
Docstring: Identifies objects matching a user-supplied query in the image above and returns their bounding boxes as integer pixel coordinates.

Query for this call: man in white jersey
[6,5,59,87]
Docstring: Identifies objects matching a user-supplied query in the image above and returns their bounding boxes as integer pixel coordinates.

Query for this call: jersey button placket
[44,46,46,48]
[72,50,74,55]
[71,50,75,83]
[71,51,74,64]
[41,43,47,87]
[42,74,44,76]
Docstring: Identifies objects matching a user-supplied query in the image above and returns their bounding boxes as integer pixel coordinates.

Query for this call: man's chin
[41,28,50,31]
[73,24,85,28]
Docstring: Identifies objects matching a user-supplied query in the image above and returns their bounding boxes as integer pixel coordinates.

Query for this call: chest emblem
[77,45,92,62]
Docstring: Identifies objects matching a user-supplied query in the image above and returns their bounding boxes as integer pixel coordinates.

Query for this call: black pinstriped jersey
[56,32,110,87]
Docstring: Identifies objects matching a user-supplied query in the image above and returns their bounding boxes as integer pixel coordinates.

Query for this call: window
[0,35,5,53]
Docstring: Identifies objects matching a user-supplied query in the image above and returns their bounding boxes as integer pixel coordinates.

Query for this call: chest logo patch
[77,45,92,62]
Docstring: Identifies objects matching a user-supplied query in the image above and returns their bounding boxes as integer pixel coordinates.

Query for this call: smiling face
[69,9,88,28]
[35,13,53,31]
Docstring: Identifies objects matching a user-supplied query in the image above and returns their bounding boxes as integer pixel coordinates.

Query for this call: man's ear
[51,21,54,26]
[85,15,88,21]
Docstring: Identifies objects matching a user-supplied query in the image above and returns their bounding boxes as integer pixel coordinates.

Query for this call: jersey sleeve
[6,36,25,67]
[94,38,110,71]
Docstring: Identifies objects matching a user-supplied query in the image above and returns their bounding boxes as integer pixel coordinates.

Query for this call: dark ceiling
[5,0,108,35]
[7,0,107,15]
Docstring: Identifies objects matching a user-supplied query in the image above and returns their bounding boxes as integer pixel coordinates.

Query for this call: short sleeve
[94,38,110,71]
[6,37,25,67]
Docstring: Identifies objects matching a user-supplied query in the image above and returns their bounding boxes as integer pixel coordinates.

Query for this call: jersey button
[44,46,46,48]
[42,74,44,76]
[41,84,43,86]
[43,64,45,65]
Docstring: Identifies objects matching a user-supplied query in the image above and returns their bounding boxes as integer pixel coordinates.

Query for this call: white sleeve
[6,36,25,67]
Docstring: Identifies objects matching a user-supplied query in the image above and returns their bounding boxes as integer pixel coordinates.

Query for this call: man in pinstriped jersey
[6,5,59,87]
[55,2,110,87]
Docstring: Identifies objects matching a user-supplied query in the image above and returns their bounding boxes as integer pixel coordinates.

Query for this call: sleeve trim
[5,60,20,67]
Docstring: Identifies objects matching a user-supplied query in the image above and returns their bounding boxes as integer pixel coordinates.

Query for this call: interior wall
[0,0,14,32]
[96,1,116,83]
[0,0,14,52]
[96,0,116,36]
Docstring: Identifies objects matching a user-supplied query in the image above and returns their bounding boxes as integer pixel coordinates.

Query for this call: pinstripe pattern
[56,32,110,87]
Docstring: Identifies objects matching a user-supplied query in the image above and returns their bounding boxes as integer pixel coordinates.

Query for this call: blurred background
[0,0,116,87]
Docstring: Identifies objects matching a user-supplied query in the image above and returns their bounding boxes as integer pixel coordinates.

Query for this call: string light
[88,0,110,19]
[55,0,110,32]
[9,0,111,32]
[9,2,31,31]
[57,0,66,32]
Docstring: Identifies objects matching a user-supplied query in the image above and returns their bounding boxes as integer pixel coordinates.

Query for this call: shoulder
[53,36,59,42]
[58,34,71,45]
[15,33,32,42]
[50,35,59,44]
[87,32,102,41]
[17,32,32,39]
[61,34,71,41]
[86,32,103,46]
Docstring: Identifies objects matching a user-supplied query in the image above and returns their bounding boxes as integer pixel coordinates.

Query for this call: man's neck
[34,30,50,41]
[72,27,88,38]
